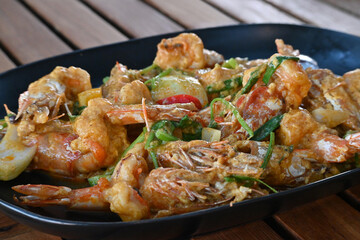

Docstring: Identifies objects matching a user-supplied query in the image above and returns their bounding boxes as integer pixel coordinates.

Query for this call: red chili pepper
[156,94,202,109]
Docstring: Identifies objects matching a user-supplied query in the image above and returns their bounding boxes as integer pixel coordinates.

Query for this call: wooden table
[1,0,360,239]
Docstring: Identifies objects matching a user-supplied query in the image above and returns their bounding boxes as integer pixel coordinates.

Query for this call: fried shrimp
[17,66,91,140]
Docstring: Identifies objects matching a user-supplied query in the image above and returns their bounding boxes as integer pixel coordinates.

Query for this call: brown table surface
[1,0,360,239]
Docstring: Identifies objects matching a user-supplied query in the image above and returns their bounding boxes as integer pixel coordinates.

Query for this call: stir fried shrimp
[71,98,129,174]
[13,178,110,210]
[140,168,255,218]
[303,68,360,131]
[13,142,151,221]
[154,33,223,70]
[17,66,91,140]
[343,69,360,106]
[101,63,151,105]
[155,140,263,178]
[275,39,299,56]
[236,140,338,187]
[29,98,129,177]
[278,109,359,163]
[267,54,311,109]
[8,33,360,222]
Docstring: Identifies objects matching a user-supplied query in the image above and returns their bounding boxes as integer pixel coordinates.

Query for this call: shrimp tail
[12,184,72,206]
[12,180,110,210]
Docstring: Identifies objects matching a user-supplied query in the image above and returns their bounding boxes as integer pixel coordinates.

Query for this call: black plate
[1,24,360,240]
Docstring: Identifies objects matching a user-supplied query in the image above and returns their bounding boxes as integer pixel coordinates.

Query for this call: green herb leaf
[251,114,283,141]
[209,98,254,138]
[262,56,299,85]
[261,132,275,169]
[225,175,278,193]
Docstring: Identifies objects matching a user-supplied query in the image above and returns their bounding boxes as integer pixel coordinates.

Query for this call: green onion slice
[209,98,254,138]
[225,175,278,193]
[251,114,283,141]
[155,129,178,141]
[222,58,237,69]
[261,132,275,169]
[262,56,299,85]
[150,151,159,169]
[144,68,172,89]
[140,63,159,75]
[241,64,266,94]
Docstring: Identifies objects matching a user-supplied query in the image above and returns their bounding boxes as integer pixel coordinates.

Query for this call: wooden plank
[145,0,238,29]
[274,195,360,239]
[84,0,183,38]
[207,0,302,24]
[192,221,282,240]
[0,49,16,73]
[3,230,60,240]
[266,0,360,36]
[344,184,360,204]
[0,212,58,239]
[0,0,71,64]
[24,0,128,49]
[0,213,28,239]
[323,0,360,18]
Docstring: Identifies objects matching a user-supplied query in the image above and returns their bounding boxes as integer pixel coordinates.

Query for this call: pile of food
[1,33,360,221]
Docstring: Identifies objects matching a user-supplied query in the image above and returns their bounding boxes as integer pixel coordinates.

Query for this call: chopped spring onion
[209,98,254,138]
[145,130,156,150]
[155,129,179,141]
[241,64,266,94]
[140,63,159,75]
[150,151,159,169]
[222,58,237,69]
[261,132,275,169]
[251,114,283,141]
[144,68,172,89]
[262,56,299,85]
[225,175,278,193]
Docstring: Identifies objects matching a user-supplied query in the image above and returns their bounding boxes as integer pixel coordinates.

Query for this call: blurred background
[1,0,360,74]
